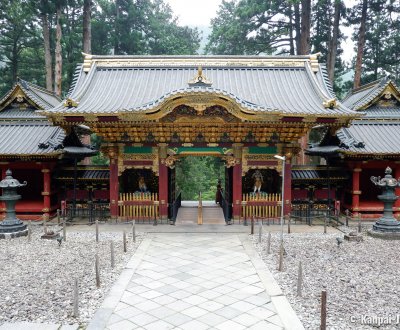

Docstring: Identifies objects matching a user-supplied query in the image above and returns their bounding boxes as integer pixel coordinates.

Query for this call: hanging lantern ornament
[0,169,28,238]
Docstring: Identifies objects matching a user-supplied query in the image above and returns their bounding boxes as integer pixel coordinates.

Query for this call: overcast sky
[165,0,355,62]
[165,0,225,26]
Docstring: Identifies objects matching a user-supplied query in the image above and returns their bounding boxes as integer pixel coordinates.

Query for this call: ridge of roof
[19,79,61,110]
[18,78,58,99]
[89,54,316,60]
[81,53,322,72]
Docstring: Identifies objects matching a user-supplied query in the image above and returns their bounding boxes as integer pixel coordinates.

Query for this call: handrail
[197,191,203,225]
[170,192,181,223]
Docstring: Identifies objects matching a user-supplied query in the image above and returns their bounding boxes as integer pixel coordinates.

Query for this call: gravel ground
[253,226,400,330]
[0,225,144,327]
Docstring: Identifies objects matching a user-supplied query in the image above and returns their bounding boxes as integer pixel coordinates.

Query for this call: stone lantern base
[367,229,400,240]
[0,223,28,239]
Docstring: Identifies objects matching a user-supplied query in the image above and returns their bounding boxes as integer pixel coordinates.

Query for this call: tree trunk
[83,0,92,54]
[12,40,18,83]
[294,2,301,54]
[41,11,53,91]
[288,5,295,55]
[299,0,311,55]
[54,4,62,96]
[353,0,368,89]
[114,0,121,55]
[327,0,341,83]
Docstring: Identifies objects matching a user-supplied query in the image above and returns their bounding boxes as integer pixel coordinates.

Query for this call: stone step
[176,205,225,224]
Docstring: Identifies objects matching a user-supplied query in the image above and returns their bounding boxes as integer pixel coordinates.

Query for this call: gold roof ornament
[323,98,337,109]
[64,98,79,108]
[188,66,212,87]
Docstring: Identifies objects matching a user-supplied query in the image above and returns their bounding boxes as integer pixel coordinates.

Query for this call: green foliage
[175,156,224,201]
[92,0,200,56]
[0,0,200,97]
[0,0,42,95]
[90,133,109,165]
[206,0,294,55]
[348,0,400,85]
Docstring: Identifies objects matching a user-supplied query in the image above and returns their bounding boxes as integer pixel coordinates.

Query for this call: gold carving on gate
[161,155,178,169]
[117,151,159,176]
[241,152,280,176]
[84,114,98,122]
[122,154,157,161]
[223,155,240,168]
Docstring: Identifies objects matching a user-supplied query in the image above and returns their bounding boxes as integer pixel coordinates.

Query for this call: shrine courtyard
[1,222,400,330]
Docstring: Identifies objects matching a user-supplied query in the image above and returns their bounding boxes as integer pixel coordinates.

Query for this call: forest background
[0,0,399,199]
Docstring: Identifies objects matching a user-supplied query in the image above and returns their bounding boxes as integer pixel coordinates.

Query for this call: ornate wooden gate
[241,193,281,221]
[118,193,159,222]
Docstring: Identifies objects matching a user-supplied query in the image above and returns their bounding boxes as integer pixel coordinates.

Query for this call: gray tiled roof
[337,122,400,154]
[0,79,61,112]
[0,124,65,156]
[56,166,109,181]
[18,79,61,109]
[361,106,400,120]
[48,55,356,117]
[0,108,46,120]
[342,77,399,111]
[292,166,348,181]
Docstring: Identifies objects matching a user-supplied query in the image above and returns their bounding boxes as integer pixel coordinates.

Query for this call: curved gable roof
[342,78,400,111]
[0,79,61,113]
[45,55,357,119]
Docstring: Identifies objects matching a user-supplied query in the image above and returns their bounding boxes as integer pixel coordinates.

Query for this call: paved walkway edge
[86,236,152,330]
[239,234,305,330]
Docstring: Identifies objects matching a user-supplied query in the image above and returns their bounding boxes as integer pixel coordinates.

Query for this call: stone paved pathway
[89,233,304,330]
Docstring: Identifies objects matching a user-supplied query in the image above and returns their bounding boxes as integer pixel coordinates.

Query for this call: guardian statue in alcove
[252,170,264,194]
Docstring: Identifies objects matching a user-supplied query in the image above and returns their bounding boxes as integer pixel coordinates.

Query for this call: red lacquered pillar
[109,156,119,220]
[352,167,361,216]
[283,160,292,216]
[158,160,169,219]
[232,163,242,220]
[42,168,51,220]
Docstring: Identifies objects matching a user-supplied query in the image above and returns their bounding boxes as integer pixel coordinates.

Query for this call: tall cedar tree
[299,0,311,54]
[353,0,368,89]
[83,0,92,54]
[326,0,342,83]
[39,0,53,91]
[54,1,63,96]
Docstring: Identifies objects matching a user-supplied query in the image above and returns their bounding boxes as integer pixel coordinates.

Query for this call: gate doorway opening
[175,156,225,202]
[173,156,230,224]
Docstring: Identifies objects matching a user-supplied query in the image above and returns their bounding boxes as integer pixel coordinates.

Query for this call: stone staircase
[175,201,226,225]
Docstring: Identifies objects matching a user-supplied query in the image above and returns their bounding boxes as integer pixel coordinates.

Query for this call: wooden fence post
[320,290,327,330]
